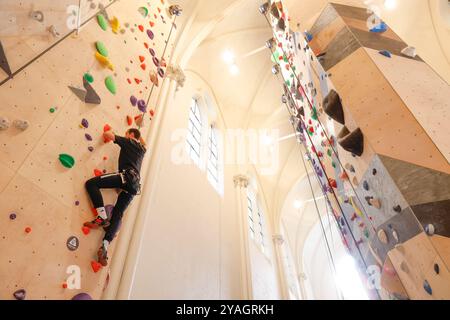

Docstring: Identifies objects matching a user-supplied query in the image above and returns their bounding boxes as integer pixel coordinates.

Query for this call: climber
[84,128,147,267]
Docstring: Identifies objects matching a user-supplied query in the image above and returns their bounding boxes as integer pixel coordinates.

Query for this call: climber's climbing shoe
[97,245,109,267]
[84,217,110,230]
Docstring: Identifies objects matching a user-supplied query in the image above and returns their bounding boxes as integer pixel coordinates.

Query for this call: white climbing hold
[392,229,399,243]
[0,116,10,130]
[13,119,29,131]
[48,25,60,37]
[401,46,416,58]
[395,244,406,255]
[369,198,382,209]
[425,224,435,236]
[378,229,388,244]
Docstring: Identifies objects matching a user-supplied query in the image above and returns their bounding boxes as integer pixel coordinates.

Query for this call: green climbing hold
[95,41,108,57]
[311,107,318,120]
[83,73,94,83]
[332,161,336,168]
[59,154,75,169]
[283,56,288,63]
[327,149,332,157]
[49,108,55,113]
[105,76,116,95]
[97,14,108,31]
[138,7,149,17]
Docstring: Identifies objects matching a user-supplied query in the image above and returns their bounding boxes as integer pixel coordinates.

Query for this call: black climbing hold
[423,280,432,295]
[323,90,345,125]
[83,77,101,104]
[393,205,402,213]
[363,181,369,191]
[338,128,364,156]
[372,168,377,176]
[9,213,16,220]
[13,289,26,300]
[66,236,79,251]
[277,18,286,32]
[337,126,350,139]
[0,41,12,78]
[434,263,440,275]
[365,196,373,206]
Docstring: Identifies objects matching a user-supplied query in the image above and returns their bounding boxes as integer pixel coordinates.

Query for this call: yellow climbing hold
[95,52,114,71]
[350,196,363,217]
[110,17,120,34]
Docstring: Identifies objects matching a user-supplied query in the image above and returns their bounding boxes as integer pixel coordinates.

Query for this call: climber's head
[126,128,141,140]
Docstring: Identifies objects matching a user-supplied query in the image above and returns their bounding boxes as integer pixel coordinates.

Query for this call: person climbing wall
[84,127,147,267]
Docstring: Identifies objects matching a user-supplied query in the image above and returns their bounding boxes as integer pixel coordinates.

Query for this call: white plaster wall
[129,72,243,299]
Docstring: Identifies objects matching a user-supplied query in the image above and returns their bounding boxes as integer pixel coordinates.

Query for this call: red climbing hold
[25,227,32,234]
[94,169,103,177]
[91,261,102,273]
[149,109,155,117]
[149,21,155,27]
[139,56,145,63]
[329,179,337,189]
[103,124,112,132]
[138,25,144,32]
[127,115,133,126]
[62,283,68,289]
[144,42,149,49]
[340,172,349,180]
[82,226,90,235]
[140,63,146,71]
[134,78,141,84]
[127,78,132,84]
[103,156,108,161]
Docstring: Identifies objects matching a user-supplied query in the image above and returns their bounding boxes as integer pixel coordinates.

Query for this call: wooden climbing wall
[0,0,176,300]
[267,1,450,300]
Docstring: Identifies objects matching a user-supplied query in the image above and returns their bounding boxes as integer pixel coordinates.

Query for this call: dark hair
[127,128,141,139]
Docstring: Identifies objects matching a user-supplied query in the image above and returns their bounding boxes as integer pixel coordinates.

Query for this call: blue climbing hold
[379,50,392,58]
[423,280,432,295]
[304,31,313,42]
[370,21,388,33]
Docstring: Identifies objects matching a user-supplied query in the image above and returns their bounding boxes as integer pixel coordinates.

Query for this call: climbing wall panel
[365,48,450,162]
[329,47,450,174]
[0,0,176,300]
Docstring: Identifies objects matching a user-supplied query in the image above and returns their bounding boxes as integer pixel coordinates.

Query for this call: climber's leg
[98,191,134,266]
[84,173,124,229]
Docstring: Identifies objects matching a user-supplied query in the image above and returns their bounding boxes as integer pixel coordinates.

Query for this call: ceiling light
[384,0,397,10]
[294,200,303,209]
[222,50,235,64]
[229,64,239,75]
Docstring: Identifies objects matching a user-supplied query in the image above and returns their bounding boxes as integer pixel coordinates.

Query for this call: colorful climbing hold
[82,226,90,235]
[370,21,388,33]
[105,76,117,95]
[84,73,94,83]
[137,100,147,113]
[49,107,56,113]
[72,293,93,300]
[423,280,432,295]
[9,213,16,220]
[85,133,93,141]
[110,16,120,34]
[95,52,114,71]
[94,169,103,177]
[59,154,75,168]
[138,7,149,17]
[91,261,102,273]
[130,95,138,106]
[13,289,26,300]
[379,50,392,58]
[127,115,133,126]
[95,41,108,57]
[81,118,89,129]
[425,224,435,236]
[97,14,108,31]
[25,227,32,234]
[147,29,154,40]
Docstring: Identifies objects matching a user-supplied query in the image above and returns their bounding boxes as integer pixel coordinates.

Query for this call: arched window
[207,125,219,188]
[256,201,266,252]
[247,191,256,239]
[186,98,202,165]
[247,189,266,251]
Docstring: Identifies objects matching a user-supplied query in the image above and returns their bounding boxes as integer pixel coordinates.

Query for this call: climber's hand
[103,131,115,143]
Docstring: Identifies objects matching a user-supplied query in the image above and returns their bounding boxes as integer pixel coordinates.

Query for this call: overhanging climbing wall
[0,0,178,300]
[262,1,450,300]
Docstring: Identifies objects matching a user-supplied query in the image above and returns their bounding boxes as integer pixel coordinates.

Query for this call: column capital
[166,64,186,91]
[233,174,250,188]
[272,234,284,245]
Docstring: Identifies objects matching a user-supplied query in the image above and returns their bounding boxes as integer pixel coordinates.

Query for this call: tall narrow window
[256,202,266,252]
[186,98,202,165]
[247,192,255,239]
[207,126,219,188]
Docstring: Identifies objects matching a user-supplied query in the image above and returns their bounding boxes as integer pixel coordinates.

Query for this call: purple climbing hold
[88,146,94,152]
[157,67,165,78]
[81,118,89,129]
[13,289,26,300]
[152,56,160,67]
[130,95,138,106]
[9,213,17,220]
[71,293,93,300]
[147,29,154,40]
[85,133,93,141]
[149,48,156,56]
[137,100,147,113]
[75,201,80,206]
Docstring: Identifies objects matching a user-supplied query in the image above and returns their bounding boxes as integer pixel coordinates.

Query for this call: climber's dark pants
[85,173,134,242]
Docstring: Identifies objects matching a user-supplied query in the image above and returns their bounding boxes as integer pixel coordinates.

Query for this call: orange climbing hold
[82,226,90,235]
[138,25,144,32]
[139,56,145,63]
[127,78,131,84]
[94,169,103,177]
[144,42,149,49]
[25,227,32,234]
[149,109,155,117]
[329,179,337,189]
[134,78,141,84]
[62,283,68,289]
[91,261,102,273]
[103,156,108,161]
[127,115,133,126]
[140,63,146,71]
[149,21,155,27]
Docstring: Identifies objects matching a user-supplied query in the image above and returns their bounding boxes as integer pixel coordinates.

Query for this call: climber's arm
[103,131,116,143]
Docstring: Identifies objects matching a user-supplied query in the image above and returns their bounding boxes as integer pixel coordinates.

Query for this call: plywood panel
[329,47,450,174]
[366,48,450,163]
[388,232,450,300]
